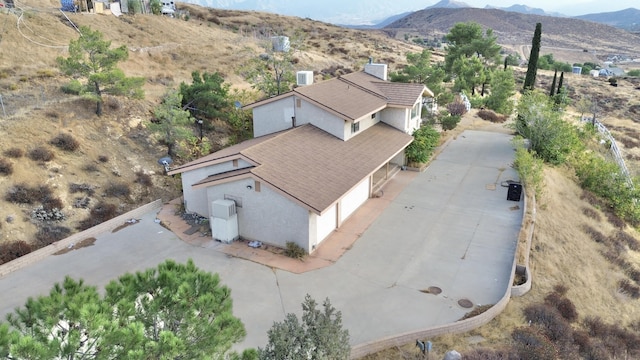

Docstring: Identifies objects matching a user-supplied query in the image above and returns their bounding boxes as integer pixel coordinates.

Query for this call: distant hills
[383,7,640,55]
[575,8,640,31]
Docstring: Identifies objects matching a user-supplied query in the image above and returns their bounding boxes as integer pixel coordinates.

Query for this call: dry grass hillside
[1,1,640,358]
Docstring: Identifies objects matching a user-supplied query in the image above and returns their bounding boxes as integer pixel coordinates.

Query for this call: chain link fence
[581,116,633,185]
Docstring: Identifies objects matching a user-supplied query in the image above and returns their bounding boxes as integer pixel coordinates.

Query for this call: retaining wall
[0,199,163,278]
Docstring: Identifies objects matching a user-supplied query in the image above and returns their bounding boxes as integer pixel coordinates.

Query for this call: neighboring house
[168,63,434,253]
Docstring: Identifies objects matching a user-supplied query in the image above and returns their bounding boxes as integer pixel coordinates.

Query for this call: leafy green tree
[523,23,541,91]
[179,71,231,121]
[515,91,580,165]
[444,22,500,96]
[150,0,161,14]
[390,49,447,101]
[486,68,516,115]
[57,26,144,116]
[259,294,350,360]
[239,42,296,98]
[1,260,251,360]
[148,90,194,157]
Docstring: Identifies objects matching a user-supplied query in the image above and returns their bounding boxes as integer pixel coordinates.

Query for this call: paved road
[0,130,522,351]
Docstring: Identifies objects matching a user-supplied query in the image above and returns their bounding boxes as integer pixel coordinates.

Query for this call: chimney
[364,62,388,81]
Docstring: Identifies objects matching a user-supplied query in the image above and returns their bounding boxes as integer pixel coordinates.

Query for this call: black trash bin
[507,183,523,202]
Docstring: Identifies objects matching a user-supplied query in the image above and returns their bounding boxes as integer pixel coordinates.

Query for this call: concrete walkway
[0,130,523,353]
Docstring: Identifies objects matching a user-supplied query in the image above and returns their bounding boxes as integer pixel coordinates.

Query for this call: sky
[456,0,638,15]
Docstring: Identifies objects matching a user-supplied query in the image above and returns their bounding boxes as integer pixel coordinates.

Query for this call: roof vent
[296,71,314,86]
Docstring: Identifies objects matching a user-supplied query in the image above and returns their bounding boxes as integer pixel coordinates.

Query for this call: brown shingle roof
[243,71,433,122]
[184,123,413,214]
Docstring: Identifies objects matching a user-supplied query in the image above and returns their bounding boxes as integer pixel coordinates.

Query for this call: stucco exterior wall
[205,179,310,250]
[295,98,346,140]
[340,177,370,223]
[309,203,337,250]
[252,97,295,137]
[181,160,253,216]
[381,107,410,133]
[344,112,380,140]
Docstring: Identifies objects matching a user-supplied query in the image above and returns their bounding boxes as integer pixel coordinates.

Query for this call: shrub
[135,171,153,187]
[523,303,573,343]
[105,183,131,198]
[581,207,601,221]
[513,146,544,197]
[477,109,507,123]
[3,147,24,158]
[49,133,80,151]
[0,240,32,265]
[447,100,467,116]
[284,241,306,259]
[512,326,558,360]
[581,224,607,244]
[441,114,461,131]
[28,146,55,162]
[73,196,91,209]
[61,79,83,94]
[35,225,71,247]
[612,230,640,251]
[97,155,109,163]
[69,183,96,196]
[405,125,440,164]
[77,202,119,230]
[618,279,640,299]
[31,205,65,222]
[5,184,52,204]
[544,292,578,322]
[82,163,100,172]
[0,158,13,176]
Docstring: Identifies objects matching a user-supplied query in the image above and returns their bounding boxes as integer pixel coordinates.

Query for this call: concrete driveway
[0,130,522,351]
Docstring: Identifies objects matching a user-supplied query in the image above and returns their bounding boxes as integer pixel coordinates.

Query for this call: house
[168,63,434,253]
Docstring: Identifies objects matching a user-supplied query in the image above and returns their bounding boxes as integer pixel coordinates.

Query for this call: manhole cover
[458,299,473,308]
[427,286,442,295]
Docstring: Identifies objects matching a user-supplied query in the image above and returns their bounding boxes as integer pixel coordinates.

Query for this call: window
[411,103,420,119]
[351,122,360,133]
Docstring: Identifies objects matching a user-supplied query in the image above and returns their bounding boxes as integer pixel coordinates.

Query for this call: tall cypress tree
[550,69,557,96]
[557,71,564,93]
[523,23,542,91]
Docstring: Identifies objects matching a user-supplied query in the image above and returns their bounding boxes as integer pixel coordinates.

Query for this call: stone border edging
[0,199,163,278]
[350,165,536,358]
[511,191,535,297]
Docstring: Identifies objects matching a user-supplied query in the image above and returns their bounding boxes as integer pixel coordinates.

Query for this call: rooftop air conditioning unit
[297,71,314,86]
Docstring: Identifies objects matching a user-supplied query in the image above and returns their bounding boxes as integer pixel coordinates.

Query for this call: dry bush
[73,196,91,209]
[619,278,640,299]
[580,207,601,221]
[3,147,24,158]
[77,202,119,230]
[544,292,578,323]
[28,146,55,162]
[460,304,493,320]
[580,224,607,244]
[0,240,32,265]
[611,230,639,251]
[49,133,80,152]
[511,326,559,360]
[5,183,52,204]
[462,347,519,360]
[606,211,626,229]
[477,109,507,123]
[447,101,468,116]
[41,196,64,211]
[523,303,573,344]
[35,225,71,247]
[82,163,100,172]
[98,155,109,163]
[69,183,96,196]
[579,190,605,208]
[0,158,13,176]
[105,183,131,198]
[135,171,153,187]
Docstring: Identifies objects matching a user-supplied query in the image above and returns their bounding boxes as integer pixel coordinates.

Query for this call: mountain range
[182,0,640,30]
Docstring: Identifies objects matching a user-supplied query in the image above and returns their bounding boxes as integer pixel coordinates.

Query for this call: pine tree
[523,23,542,91]
[57,26,144,116]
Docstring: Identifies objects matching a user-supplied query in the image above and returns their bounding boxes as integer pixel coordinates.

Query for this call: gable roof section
[243,71,433,122]
[180,123,413,215]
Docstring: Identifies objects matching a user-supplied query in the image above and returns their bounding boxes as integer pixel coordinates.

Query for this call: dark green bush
[28,146,55,162]
[441,114,461,131]
[406,125,440,164]
[61,79,83,95]
[50,133,80,151]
